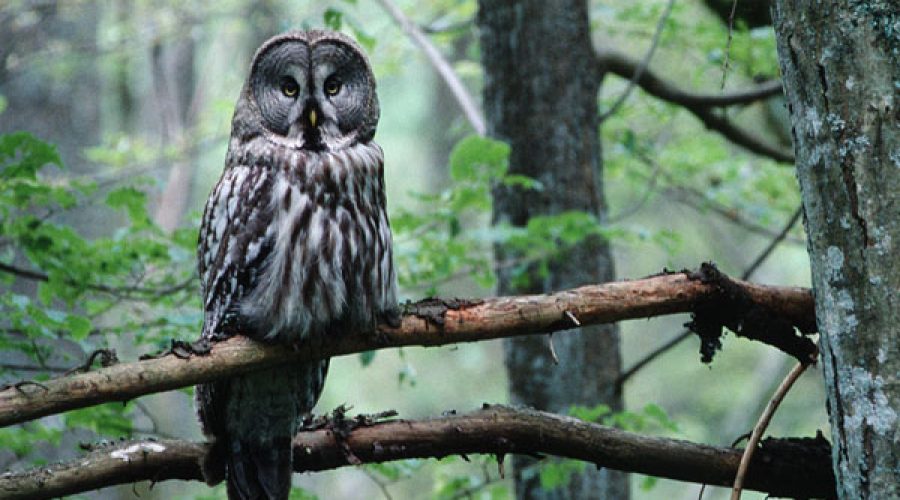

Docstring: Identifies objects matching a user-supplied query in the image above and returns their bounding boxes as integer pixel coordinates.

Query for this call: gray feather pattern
[195,30,395,500]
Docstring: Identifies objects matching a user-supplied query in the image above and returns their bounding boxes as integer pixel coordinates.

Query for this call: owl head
[236,30,379,151]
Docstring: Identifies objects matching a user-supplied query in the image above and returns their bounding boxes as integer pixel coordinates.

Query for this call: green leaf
[448,135,510,182]
[288,487,318,500]
[0,132,62,179]
[568,404,612,422]
[64,314,92,341]
[642,403,679,432]
[539,459,586,491]
[64,403,133,436]
[640,474,659,491]
[359,350,376,367]
[323,8,343,30]
[105,186,150,226]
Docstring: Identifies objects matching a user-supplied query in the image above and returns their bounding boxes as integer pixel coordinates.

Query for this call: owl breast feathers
[198,138,395,343]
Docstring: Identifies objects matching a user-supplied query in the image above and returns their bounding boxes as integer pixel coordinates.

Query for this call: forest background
[0,1,824,499]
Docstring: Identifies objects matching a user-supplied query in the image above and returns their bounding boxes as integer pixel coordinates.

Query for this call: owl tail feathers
[224,436,294,500]
[199,438,227,486]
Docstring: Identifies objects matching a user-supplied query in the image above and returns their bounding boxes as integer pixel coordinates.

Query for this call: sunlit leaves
[393,135,511,293]
[106,186,152,228]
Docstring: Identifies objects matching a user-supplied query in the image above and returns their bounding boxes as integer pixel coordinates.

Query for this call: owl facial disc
[246,30,379,151]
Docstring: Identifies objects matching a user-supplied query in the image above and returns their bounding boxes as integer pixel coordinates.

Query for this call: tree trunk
[772,2,899,498]
[477,1,627,498]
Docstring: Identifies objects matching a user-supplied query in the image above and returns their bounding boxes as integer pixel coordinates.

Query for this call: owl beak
[301,99,320,130]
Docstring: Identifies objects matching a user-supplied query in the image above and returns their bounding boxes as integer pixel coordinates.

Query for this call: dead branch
[0,268,815,428]
[0,406,834,500]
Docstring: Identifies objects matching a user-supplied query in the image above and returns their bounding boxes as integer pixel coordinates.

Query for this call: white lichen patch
[109,442,167,462]
[806,107,823,136]
[825,246,845,281]
[826,113,846,132]
[842,368,898,436]
[870,226,892,256]
[839,214,852,229]
[889,149,900,169]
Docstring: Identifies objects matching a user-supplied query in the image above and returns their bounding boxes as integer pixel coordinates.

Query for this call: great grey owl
[195,30,399,500]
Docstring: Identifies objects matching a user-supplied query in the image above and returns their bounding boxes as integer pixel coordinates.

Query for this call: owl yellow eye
[280,78,299,98]
[324,76,341,96]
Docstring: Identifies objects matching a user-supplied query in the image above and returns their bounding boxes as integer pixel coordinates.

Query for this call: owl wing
[195,161,275,445]
[198,163,275,341]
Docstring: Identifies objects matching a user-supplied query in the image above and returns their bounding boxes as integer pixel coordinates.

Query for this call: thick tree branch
[0,269,815,428]
[0,406,835,499]
[596,49,793,163]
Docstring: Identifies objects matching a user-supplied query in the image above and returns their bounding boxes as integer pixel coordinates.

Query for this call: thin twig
[741,206,803,276]
[360,467,395,500]
[0,261,196,300]
[597,50,793,163]
[607,154,664,223]
[664,184,805,245]
[731,358,813,499]
[600,0,676,121]
[547,334,559,365]
[598,55,783,108]
[375,0,486,135]
[721,0,740,90]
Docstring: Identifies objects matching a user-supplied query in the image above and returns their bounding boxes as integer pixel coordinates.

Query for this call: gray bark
[477,1,627,498]
[772,2,899,498]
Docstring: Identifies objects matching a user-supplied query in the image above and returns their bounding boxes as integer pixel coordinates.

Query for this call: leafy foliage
[0,132,198,461]
[0,1,817,498]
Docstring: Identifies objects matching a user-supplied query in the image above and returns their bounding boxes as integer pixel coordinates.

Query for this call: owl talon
[380,306,403,328]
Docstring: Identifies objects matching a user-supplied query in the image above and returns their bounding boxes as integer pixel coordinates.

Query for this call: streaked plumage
[195,30,397,500]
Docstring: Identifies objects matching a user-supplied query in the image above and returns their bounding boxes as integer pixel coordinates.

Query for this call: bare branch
[596,49,792,163]
[598,50,785,107]
[0,269,815,427]
[376,0,486,135]
[0,406,835,500]
[600,0,676,121]
[665,185,805,245]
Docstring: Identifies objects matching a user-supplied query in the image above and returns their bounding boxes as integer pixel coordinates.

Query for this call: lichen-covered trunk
[477,1,627,498]
[772,3,899,498]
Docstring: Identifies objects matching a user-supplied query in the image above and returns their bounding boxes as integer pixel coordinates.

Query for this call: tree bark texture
[772,2,899,498]
[0,271,816,427]
[0,406,836,500]
[477,1,627,497]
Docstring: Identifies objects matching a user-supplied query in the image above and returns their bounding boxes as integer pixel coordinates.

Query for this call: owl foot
[139,338,213,361]
[300,405,398,466]
[379,305,403,328]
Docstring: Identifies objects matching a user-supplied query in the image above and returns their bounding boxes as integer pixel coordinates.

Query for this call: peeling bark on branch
[0,270,814,428]
[0,406,835,500]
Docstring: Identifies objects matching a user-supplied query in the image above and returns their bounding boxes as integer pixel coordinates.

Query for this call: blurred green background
[0,1,826,499]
